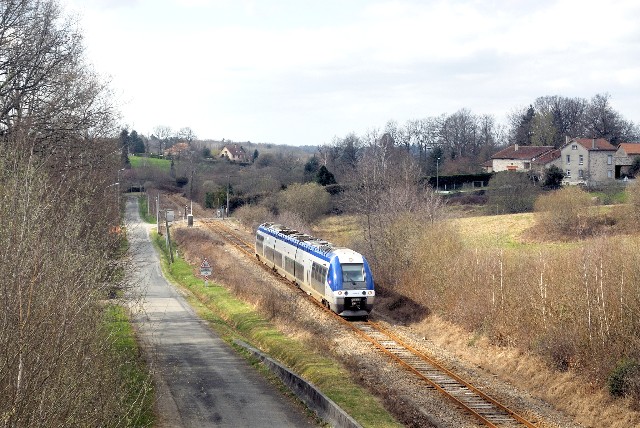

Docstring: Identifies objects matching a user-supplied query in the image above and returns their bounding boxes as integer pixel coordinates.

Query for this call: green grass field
[129,154,171,171]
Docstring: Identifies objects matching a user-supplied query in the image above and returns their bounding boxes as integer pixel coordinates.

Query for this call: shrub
[534,186,594,238]
[486,171,541,214]
[233,204,273,231]
[542,165,565,190]
[625,180,640,230]
[608,358,640,398]
[277,182,330,223]
[175,176,188,187]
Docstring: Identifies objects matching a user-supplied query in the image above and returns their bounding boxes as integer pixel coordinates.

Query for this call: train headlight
[362,291,366,295]
[337,291,343,296]
[344,291,349,295]
[367,291,373,295]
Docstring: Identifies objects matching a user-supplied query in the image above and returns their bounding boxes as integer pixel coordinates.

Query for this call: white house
[560,138,617,186]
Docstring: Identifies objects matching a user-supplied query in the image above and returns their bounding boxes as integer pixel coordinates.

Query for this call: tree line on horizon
[321,93,639,178]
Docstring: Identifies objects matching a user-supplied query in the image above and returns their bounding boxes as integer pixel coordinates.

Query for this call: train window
[285,257,295,274]
[342,264,364,283]
[294,262,304,281]
[311,262,328,284]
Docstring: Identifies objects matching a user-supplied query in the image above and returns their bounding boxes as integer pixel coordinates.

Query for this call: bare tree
[341,137,445,288]
[153,125,172,153]
[0,1,151,425]
[0,1,117,158]
[177,126,197,142]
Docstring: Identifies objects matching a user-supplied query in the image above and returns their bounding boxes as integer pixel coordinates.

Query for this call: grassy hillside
[129,154,171,171]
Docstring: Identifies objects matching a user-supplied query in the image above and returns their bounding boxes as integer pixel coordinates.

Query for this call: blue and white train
[255,223,375,318]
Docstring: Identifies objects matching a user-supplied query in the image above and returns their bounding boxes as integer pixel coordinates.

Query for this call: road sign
[200,258,212,277]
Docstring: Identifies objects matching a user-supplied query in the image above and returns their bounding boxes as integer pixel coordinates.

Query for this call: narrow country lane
[124,197,317,428]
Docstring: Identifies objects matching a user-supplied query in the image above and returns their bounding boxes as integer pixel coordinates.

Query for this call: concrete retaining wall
[234,339,363,428]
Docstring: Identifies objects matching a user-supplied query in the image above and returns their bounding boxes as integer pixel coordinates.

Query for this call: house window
[579,155,583,165]
[572,144,577,150]
[566,155,571,164]
[608,170,613,178]
[578,169,583,178]
[607,154,613,165]
[566,169,571,177]
[523,162,530,170]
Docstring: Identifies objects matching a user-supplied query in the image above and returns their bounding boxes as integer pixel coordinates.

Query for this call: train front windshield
[342,263,365,288]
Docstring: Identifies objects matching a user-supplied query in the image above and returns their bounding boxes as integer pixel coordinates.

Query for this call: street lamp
[436,157,440,192]
[105,182,119,221]
[117,168,125,209]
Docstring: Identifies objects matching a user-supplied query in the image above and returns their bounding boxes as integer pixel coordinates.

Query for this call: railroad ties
[349,322,537,428]
[202,219,255,257]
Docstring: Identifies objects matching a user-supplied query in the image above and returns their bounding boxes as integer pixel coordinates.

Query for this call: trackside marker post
[200,258,212,286]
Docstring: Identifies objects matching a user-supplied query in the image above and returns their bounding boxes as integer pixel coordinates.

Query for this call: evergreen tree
[316,165,337,186]
[304,156,320,181]
[543,165,565,189]
[129,130,146,154]
[119,129,131,167]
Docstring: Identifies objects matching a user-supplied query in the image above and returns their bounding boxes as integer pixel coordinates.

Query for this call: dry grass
[312,215,362,246]
[408,315,640,428]
[449,212,536,248]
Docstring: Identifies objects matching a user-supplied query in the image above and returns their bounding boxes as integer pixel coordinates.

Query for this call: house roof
[164,142,190,155]
[222,144,246,157]
[491,145,555,160]
[618,142,640,155]
[570,138,616,151]
[532,148,561,165]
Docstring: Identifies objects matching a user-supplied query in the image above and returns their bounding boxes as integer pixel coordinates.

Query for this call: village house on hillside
[487,137,635,187]
[614,142,640,178]
[488,144,560,179]
[560,138,617,186]
[219,144,248,162]
[164,142,191,158]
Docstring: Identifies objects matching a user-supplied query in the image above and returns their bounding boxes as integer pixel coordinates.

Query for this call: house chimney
[565,136,569,145]
[592,138,596,149]
[514,143,519,151]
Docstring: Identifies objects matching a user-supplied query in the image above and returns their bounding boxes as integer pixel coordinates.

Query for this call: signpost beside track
[200,258,212,285]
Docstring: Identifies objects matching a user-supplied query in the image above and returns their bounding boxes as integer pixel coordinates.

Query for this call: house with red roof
[219,144,248,163]
[560,138,617,185]
[489,144,560,179]
[614,142,640,178]
[164,142,191,158]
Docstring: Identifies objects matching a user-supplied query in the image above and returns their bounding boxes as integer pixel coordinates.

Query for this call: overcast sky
[60,0,640,146]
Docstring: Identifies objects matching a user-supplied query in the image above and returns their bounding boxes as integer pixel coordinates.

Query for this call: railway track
[201,219,255,256]
[202,218,539,428]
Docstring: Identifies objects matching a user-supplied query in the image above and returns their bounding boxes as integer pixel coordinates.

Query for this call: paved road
[125,198,316,428]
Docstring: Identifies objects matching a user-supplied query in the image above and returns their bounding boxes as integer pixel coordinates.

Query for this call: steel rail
[338,319,538,428]
[369,322,537,427]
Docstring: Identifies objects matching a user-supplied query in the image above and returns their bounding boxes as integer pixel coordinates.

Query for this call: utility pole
[226,180,229,219]
[165,212,174,263]
[436,157,440,192]
[156,193,160,233]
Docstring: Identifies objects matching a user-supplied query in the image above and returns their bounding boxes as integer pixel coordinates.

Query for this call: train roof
[258,222,342,255]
